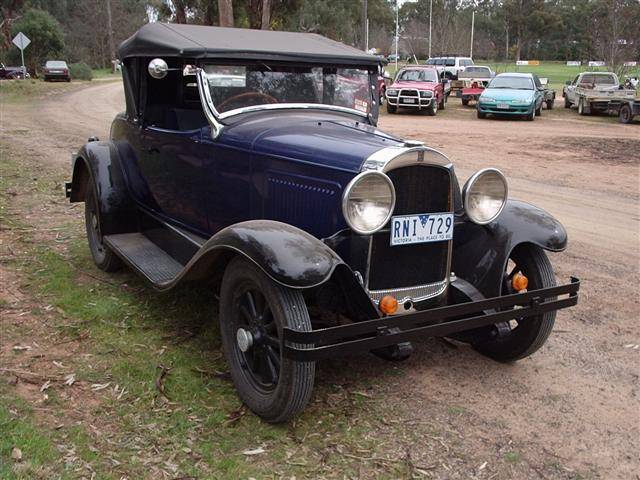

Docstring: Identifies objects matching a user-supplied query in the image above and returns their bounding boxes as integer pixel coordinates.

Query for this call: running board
[104,233,184,286]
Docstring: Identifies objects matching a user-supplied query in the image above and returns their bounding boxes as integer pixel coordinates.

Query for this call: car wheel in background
[427,99,438,116]
[219,257,315,423]
[84,177,122,272]
[619,104,632,124]
[472,245,557,362]
[386,104,397,114]
[439,94,446,110]
[462,97,469,106]
[564,95,571,108]
[578,98,590,115]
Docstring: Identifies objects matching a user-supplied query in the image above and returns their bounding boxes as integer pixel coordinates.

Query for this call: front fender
[69,141,136,235]
[173,220,346,290]
[452,199,567,298]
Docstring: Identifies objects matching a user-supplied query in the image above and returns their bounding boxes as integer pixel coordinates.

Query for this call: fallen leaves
[242,447,266,456]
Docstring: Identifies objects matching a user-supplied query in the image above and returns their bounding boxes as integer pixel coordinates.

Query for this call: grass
[0,78,79,103]
[92,68,122,79]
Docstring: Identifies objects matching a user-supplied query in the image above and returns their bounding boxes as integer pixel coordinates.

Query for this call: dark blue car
[66,24,579,422]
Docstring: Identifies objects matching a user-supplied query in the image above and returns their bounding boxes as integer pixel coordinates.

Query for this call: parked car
[562,72,619,108]
[377,66,392,104]
[65,24,580,422]
[425,56,474,80]
[477,72,545,120]
[386,65,447,115]
[456,66,494,106]
[0,62,28,79]
[43,60,70,82]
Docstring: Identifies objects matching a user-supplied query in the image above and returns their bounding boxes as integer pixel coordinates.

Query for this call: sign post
[12,32,31,79]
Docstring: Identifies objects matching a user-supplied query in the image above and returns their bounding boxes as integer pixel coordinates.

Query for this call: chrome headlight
[386,89,398,96]
[480,96,495,103]
[420,90,433,98]
[462,168,508,225]
[511,99,531,104]
[342,171,396,234]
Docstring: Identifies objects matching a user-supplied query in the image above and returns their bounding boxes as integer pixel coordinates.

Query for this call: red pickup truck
[385,66,446,116]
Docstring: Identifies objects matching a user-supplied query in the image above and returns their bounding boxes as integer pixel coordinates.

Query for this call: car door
[566,75,580,103]
[533,75,544,110]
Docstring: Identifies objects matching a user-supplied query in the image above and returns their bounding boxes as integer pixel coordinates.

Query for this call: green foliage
[68,62,93,81]
[9,9,65,72]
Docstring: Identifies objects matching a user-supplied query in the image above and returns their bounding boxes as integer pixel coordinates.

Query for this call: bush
[68,62,93,81]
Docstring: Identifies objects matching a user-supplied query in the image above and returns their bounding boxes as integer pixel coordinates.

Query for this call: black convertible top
[118,23,381,66]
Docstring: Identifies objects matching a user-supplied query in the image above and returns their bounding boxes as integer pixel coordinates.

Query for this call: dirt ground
[1,82,639,479]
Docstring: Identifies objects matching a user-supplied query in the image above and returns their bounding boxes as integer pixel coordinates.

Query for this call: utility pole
[428,0,432,58]
[362,0,368,51]
[395,0,399,70]
[470,10,475,58]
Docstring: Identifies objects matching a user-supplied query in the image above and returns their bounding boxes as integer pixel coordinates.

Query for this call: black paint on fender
[452,199,568,299]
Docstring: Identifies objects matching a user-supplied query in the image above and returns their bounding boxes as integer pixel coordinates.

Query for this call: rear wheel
[473,245,557,362]
[84,177,121,272]
[619,104,632,124]
[462,97,469,106]
[546,99,554,110]
[526,108,535,121]
[564,95,571,108]
[219,257,315,423]
[578,97,589,115]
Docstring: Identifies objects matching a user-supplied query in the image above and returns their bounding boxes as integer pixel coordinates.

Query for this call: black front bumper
[283,278,580,361]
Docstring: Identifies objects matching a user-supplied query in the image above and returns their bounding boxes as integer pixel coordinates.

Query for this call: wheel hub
[236,328,254,352]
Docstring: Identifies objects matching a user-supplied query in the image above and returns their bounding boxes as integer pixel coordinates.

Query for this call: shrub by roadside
[69,62,92,81]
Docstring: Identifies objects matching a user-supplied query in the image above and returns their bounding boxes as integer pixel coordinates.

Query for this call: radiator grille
[367,165,452,292]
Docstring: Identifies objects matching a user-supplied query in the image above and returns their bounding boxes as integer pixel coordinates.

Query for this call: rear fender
[452,199,567,298]
[69,141,136,235]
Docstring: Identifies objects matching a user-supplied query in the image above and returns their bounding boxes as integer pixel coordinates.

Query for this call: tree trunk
[174,0,187,24]
[218,0,234,27]
[261,0,271,30]
[361,0,368,51]
[106,0,115,69]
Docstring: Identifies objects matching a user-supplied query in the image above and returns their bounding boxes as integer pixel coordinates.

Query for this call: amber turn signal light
[379,295,398,315]
[512,272,529,291]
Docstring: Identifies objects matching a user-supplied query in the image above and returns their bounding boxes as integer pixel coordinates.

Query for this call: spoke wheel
[220,257,315,422]
[84,177,121,272]
[473,245,557,362]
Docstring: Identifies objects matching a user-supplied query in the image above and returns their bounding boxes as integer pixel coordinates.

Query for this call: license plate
[402,98,417,104]
[497,103,510,109]
[390,213,453,246]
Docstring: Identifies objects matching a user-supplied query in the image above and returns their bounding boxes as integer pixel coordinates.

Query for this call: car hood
[390,80,438,91]
[482,88,534,102]
[221,111,403,172]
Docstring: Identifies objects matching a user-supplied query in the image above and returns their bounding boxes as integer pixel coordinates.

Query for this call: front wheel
[477,109,486,119]
[439,94,446,110]
[219,257,315,423]
[564,95,571,108]
[462,97,469,106]
[387,104,397,114]
[473,245,557,362]
[535,103,542,116]
[546,99,554,110]
[427,99,438,116]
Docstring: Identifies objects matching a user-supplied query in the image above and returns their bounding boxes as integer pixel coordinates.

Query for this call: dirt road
[1,81,639,478]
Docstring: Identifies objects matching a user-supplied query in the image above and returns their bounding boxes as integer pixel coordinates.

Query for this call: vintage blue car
[477,72,546,120]
[65,24,579,422]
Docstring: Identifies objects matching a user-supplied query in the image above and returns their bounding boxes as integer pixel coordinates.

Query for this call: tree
[9,8,63,70]
[218,0,233,26]
[0,0,24,51]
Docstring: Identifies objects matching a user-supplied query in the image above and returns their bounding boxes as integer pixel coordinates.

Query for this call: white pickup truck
[562,72,620,108]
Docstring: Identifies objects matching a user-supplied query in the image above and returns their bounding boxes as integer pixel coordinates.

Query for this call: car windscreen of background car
[489,76,533,89]
[46,61,67,68]
[397,69,438,83]
[203,64,372,115]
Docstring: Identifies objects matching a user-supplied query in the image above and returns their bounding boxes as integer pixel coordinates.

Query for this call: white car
[562,72,620,108]
[425,56,474,80]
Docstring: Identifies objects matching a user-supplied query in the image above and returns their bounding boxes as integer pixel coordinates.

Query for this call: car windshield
[396,68,438,82]
[202,64,372,115]
[582,74,616,85]
[46,61,67,68]
[489,76,533,90]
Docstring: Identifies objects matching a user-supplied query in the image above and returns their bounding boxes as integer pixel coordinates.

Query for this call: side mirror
[148,58,168,79]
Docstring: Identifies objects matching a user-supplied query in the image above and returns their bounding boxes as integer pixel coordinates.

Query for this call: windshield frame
[195,63,377,138]
[488,75,534,90]
[396,68,439,83]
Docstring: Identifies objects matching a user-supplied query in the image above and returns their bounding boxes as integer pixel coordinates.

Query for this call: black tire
[219,257,315,423]
[462,97,469,106]
[477,109,486,119]
[564,95,571,108]
[619,104,632,124]
[578,97,589,115]
[473,245,557,362]
[546,100,554,110]
[427,99,438,116]
[535,103,542,116]
[526,108,535,121]
[439,93,446,110]
[84,177,121,272]
[387,104,397,114]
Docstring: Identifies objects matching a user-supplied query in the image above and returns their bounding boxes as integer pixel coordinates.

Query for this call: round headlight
[342,172,396,234]
[462,168,508,225]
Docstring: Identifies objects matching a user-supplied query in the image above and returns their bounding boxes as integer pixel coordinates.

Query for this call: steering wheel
[217,91,279,112]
